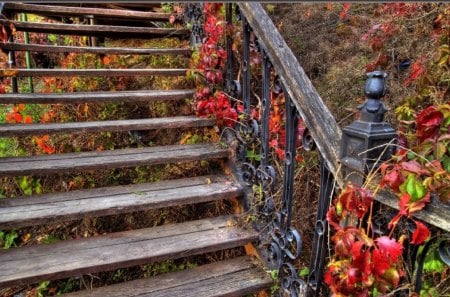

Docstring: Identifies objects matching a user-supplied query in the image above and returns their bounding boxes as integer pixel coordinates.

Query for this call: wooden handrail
[238,3,342,177]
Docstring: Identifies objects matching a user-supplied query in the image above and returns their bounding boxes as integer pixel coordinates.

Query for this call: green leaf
[442,155,450,173]
[299,267,310,277]
[3,230,18,249]
[423,248,445,273]
[401,174,426,202]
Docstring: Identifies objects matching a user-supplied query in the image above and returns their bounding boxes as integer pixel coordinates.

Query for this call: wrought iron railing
[185,3,450,296]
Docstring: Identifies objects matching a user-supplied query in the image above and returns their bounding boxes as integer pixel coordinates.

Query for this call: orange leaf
[102,56,110,65]
[24,115,32,124]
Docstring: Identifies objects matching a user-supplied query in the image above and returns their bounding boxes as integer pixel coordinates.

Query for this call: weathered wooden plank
[4,3,175,21]
[0,144,229,177]
[0,116,215,137]
[62,256,272,297]
[238,3,342,177]
[376,190,450,232]
[0,175,242,229]
[0,216,257,288]
[1,43,191,56]
[0,68,187,78]
[0,89,194,104]
[0,20,189,38]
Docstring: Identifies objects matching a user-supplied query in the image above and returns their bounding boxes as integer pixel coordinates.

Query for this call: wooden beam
[2,43,191,56]
[0,216,257,288]
[238,3,342,176]
[0,68,188,77]
[0,20,189,39]
[0,116,215,137]
[0,89,194,104]
[62,256,272,297]
[4,3,175,21]
[0,144,229,177]
[0,175,242,229]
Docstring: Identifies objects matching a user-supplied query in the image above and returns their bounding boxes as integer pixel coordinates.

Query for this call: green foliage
[423,245,446,273]
[36,281,50,297]
[0,230,18,249]
[17,176,42,196]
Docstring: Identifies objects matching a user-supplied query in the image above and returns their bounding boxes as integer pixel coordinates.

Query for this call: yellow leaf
[179,133,192,145]
[0,69,19,77]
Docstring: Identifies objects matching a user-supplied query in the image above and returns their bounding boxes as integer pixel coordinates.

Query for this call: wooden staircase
[0,3,271,296]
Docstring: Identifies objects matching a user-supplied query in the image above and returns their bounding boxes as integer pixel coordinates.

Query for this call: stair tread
[0,89,194,104]
[0,144,229,177]
[0,175,242,229]
[0,216,257,288]
[2,43,191,55]
[0,68,188,77]
[62,256,272,297]
[0,20,190,38]
[4,3,175,21]
[0,116,215,137]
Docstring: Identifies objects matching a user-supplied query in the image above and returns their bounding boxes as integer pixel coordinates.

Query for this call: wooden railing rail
[238,3,342,178]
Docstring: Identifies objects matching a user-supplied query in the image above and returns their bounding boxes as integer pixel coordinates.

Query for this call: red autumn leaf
[370,36,384,52]
[401,160,429,175]
[381,164,404,192]
[416,105,444,141]
[372,248,392,277]
[326,206,342,231]
[14,113,23,123]
[339,3,351,20]
[332,228,360,258]
[404,57,426,86]
[400,192,431,215]
[410,220,430,245]
[375,236,403,262]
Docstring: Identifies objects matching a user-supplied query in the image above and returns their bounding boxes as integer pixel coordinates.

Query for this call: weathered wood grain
[238,3,342,176]
[0,68,188,77]
[0,89,194,104]
[1,43,191,56]
[4,3,175,21]
[62,256,272,297]
[0,216,257,288]
[0,144,229,177]
[376,190,450,232]
[0,175,242,229]
[0,20,189,38]
[0,116,215,137]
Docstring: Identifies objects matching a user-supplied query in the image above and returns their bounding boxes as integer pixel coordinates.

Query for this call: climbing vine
[325,3,450,296]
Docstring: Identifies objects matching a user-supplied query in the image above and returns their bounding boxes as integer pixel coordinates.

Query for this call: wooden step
[2,43,191,55]
[0,175,242,229]
[0,144,229,177]
[4,3,176,21]
[0,68,188,78]
[62,256,272,297]
[0,89,194,104]
[0,116,215,137]
[0,20,190,38]
[0,216,257,288]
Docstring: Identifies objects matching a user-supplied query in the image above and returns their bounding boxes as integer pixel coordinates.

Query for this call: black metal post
[341,71,397,186]
[242,18,251,115]
[307,158,334,297]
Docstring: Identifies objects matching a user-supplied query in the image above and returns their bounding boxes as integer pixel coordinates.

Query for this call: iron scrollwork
[231,9,333,297]
[184,3,204,47]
